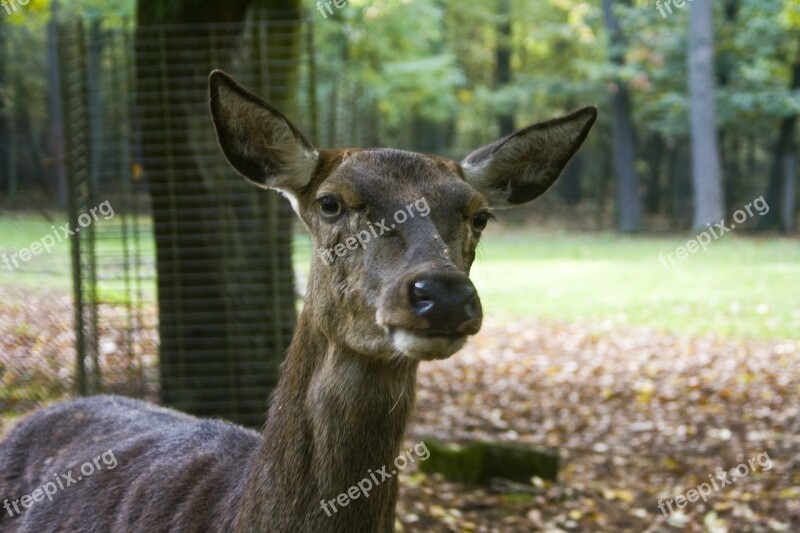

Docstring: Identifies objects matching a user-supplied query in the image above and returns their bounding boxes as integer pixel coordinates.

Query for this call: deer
[0,70,596,533]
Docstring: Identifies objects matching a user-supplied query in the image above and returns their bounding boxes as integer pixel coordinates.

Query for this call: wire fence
[42,10,376,426]
[1,6,795,427]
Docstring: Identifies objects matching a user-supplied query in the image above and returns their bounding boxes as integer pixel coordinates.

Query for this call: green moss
[420,438,559,485]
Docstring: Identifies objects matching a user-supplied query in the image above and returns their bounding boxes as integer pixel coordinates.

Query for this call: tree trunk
[717,0,738,213]
[761,59,800,231]
[136,0,301,427]
[495,0,514,136]
[87,19,104,198]
[556,155,584,205]
[410,111,453,154]
[644,133,663,216]
[0,16,8,199]
[601,0,642,232]
[669,143,692,229]
[782,152,797,233]
[687,0,725,229]
[47,3,69,209]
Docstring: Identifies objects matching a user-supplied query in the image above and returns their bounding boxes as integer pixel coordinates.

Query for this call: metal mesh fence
[0,8,384,427]
[57,17,156,401]
[50,10,368,426]
[7,6,794,429]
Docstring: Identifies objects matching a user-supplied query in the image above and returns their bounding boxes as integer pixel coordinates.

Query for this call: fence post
[56,17,87,396]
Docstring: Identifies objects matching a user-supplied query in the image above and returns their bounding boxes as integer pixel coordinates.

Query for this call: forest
[1,0,798,232]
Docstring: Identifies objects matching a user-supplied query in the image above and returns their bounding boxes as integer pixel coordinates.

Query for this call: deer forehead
[306,148,486,214]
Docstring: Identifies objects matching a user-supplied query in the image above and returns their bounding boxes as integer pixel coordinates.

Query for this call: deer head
[209,70,596,363]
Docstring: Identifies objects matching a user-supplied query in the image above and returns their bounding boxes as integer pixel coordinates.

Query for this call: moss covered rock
[420,438,558,485]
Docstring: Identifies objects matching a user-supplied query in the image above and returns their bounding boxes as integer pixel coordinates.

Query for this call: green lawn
[295,227,799,339]
[0,212,156,300]
[463,228,799,339]
[2,212,798,339]
[0,215,75,289]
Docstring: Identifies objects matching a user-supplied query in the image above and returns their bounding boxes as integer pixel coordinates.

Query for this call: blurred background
[0,0,798,530]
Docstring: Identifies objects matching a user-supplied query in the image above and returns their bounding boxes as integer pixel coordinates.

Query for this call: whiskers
[387,388,405,415]
[389,347,411,368]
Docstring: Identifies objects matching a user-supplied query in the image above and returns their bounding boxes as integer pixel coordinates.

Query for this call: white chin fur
[391,330,466,361]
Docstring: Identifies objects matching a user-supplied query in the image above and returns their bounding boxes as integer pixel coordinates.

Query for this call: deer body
[0,71,595,532]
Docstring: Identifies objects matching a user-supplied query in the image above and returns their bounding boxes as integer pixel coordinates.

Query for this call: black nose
[409,274,482,334]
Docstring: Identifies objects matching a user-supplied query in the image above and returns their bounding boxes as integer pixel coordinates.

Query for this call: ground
[2,290,798,531]
[399,318,799,532]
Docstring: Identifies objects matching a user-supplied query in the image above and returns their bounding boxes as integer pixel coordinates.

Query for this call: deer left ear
[461,106,597,207]
[209,70,318,193]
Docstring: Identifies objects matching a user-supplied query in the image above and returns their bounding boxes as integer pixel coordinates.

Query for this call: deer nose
[409,275,482,335]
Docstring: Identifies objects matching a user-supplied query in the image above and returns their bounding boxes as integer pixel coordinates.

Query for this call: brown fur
[0,71,596,532]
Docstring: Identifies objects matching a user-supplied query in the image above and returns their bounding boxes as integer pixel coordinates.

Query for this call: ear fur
[461,106,597,206]
[209,69,318,192]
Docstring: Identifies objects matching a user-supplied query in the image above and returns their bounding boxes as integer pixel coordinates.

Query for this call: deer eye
[471,211,494,231]
[318,196,344,221]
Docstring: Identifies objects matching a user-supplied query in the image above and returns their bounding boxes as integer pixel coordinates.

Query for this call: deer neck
[235,306,418,532]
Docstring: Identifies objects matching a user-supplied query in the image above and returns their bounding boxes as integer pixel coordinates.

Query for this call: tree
[687,0,725,228]
[495,0,513,137]
[762,57,799,232]
[759,1,800,233]
[601,0,641,232]
[136,0,302,426]
[0,15,8,199]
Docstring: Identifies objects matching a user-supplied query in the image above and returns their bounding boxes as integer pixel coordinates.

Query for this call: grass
[295,226,800,339]
[0,214,74,290]
[0,211,156,300]
[465,228,800,339]
[2,212,798,339]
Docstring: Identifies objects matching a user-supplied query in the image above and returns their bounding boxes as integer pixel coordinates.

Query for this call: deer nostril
[464,296,480,320]
[408,275,482,333]
[410,280,436,316]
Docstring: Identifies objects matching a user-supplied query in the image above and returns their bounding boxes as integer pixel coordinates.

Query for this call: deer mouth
[390,329,468,361]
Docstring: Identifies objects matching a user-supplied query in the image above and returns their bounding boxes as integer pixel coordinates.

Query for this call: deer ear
[209,70,318,192]
[461,106,597,207]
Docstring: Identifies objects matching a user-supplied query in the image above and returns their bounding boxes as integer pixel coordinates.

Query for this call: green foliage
[307,0,795,173]
[2,0,134,25]
[2,0,797,223]
[2,0,136,153]
[614,0,800,139]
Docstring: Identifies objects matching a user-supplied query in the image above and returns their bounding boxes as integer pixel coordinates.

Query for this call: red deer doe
[0,71,596,532]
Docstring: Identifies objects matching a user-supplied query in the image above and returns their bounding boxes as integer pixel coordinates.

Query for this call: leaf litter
[1,289,798,531]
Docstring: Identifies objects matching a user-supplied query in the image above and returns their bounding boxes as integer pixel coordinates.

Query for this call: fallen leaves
[2,288,799,531]
[401,317,800,531]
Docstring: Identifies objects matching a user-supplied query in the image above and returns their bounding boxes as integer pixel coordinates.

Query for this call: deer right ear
[209,70,318,192]
[461,106,597,207]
